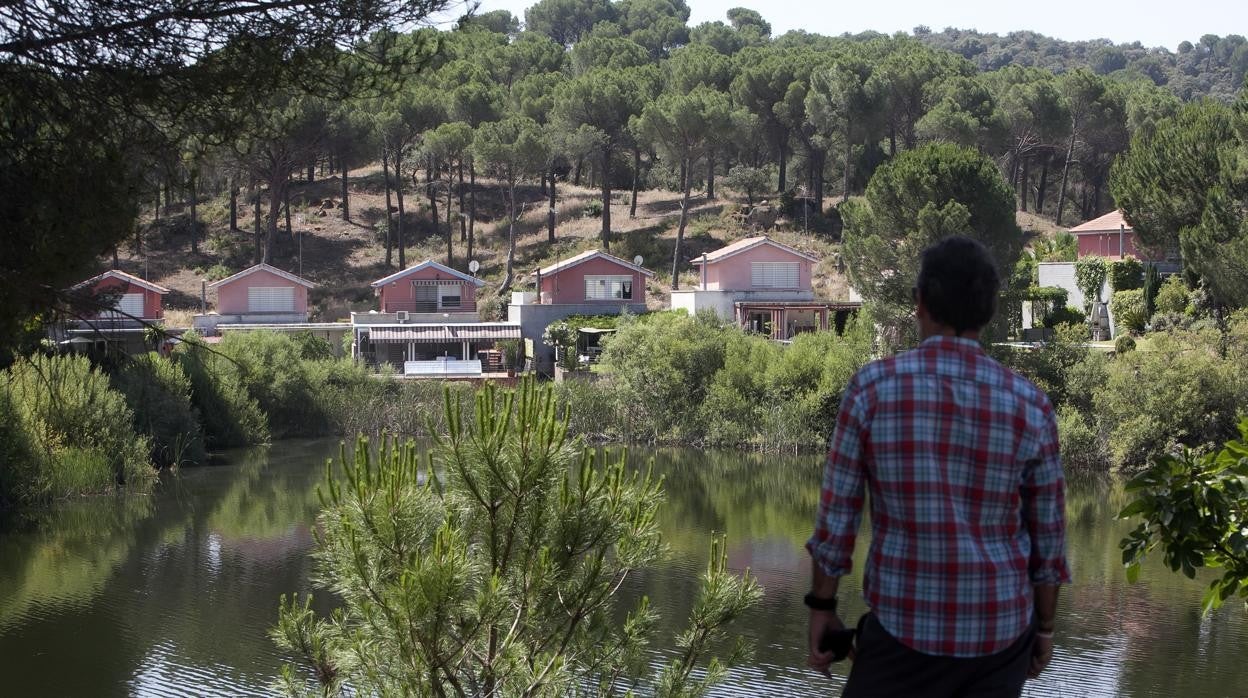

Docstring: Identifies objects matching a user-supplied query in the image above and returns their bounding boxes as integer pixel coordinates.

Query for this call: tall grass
[0,354,154,504]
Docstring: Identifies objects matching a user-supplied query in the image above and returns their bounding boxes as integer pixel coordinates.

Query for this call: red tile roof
[1069,209,1130,234]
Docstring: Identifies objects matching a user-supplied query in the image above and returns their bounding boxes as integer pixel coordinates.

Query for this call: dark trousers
[842,613,1035,698]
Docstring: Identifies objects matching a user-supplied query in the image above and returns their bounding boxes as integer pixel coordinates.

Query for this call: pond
[0,440,1244,696]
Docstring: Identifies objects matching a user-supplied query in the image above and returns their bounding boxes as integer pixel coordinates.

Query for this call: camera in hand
[818,627,856,662]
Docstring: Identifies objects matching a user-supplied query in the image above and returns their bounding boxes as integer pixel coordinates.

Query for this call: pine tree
[273,378,760,697]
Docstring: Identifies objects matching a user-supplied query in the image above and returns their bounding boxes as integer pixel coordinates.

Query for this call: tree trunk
[548,166,557,244]
[888,128,897,157]
[189,170,198,254]
[706,152,716,200]
[265,176,282,264]
[469,162,477,261]
[630,146,641,218]
[394,150,406,269]
[600,147,612,250]
[777,142,787,192]
[426,157,439,246]
[446,174,454,268]
[341,160,350,222]
[843,115,853,203]
[154,192,160,222]
[1035,154,1050,213]
[306,163,314,183]
[671,158,692,290]
[112,246,119,269]
[1019,155,1030,212]
[1055,128,1076,227]
[252,177,262,265]
[381,149,394,268]
[573,157,583,186]
[457,160,466,242]
[812,150,825,212]
[284,181,293,237]
[500,175,518,294]
[228,174,239,232]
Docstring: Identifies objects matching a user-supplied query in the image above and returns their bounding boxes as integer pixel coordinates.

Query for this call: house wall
[700,245,813,291]
[539,258,648,304]
[378,267,479,311]
[1037,262,1118,337]
[216,268,309,315]
[1075,230,1161,261]
[90,277,163,320]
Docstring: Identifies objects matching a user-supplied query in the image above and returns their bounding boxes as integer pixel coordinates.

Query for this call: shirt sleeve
[1021,399,1072,586]
[806,375,869,578]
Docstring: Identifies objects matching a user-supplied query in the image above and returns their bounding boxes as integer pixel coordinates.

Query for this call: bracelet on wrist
[1036,630,1054,639]
[803,592,838,613]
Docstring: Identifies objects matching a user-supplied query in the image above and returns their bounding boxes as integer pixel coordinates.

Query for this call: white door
[117,293,145,318]
[248,287,296,313]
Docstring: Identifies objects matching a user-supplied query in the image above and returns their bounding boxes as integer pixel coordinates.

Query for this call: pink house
[673,236,857,339]
[534,250,653,305]
[72,269,168,323]
[370,260,485,319]
[208,263,315,317]
[1070,210,1170,263]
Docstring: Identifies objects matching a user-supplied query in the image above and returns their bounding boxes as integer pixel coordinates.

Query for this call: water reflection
[0,441,1245,697]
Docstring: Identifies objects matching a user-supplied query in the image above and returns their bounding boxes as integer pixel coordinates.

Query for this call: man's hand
[1028,634,1053,678]
[807,609,848,676]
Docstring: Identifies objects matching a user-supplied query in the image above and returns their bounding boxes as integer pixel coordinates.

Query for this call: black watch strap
[803,592,838,612]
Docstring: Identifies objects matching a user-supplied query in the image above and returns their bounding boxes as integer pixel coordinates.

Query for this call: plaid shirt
[807,336,1070,658]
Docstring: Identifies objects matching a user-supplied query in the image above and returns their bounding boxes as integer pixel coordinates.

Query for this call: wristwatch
[803,593,838,613]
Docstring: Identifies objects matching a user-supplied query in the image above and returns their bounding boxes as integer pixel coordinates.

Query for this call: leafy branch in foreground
[273,377,761,697]
[1120,417,1248,615]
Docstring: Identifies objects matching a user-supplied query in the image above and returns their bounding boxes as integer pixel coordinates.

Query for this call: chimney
[701,253,708,290]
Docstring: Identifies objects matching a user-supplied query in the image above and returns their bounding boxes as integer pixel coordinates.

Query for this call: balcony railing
[382,301,477,314]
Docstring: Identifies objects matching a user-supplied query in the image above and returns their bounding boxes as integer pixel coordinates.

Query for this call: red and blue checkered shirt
[808,335,1071,658]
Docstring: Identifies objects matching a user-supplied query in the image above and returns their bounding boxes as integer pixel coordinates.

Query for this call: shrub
[111,353,206,467]
[175,333,269,448]
[1149,312,1192,333]
[1111,289,1147,334]
[1025,286,1070,327]
[582,199,603,218]
[291,331,334,361]
[1057,406,1110,471]
[217,331,335,438]
[1096,330,1243,471]
[1045,306,1086,329]
[0,354,153,502]
[1108,257,1144,291]
[1153,275,1190,315]
[1114,334,1137,353]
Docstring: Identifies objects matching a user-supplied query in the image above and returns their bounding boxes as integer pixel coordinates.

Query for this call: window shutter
[117,293,145,318]
[247,287,296,312]
[750,262,799,288]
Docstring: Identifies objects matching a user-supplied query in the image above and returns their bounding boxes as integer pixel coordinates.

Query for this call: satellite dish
[632,255,644,266]
[468,260,480,273]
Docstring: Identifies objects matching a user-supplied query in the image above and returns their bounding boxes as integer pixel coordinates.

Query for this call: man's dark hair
[916,236,1000,333]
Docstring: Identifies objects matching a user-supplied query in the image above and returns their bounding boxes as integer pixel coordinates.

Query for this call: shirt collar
[919,335,985,355]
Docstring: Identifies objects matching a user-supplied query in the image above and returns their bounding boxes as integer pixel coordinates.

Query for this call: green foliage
[175,334,270,448]
[290,331,334,361]
[1108,257,1144,291]
[841,142,1023,342]
[1142,263,1162,317]
[273,379,760,696]
[543,320,581,371]
[1154,275,1192,315]
[1096,330,1245,471]
[1074,256,1108,312]
[1115,334,1137,354]
[1111,98,1248,307]
[598,311,871,448]
[996,323,1105,414]
[0,354,154,503]
[1057,406,1110,471]
[1120,419,1248,613]
[1025,286,1070,327]
[582,199,604,218]
[111,353,206,467]
[1045,306,1086,329]
[1111,289,1147,334]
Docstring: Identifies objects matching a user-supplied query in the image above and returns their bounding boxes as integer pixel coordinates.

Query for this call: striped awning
[366,325,521,343]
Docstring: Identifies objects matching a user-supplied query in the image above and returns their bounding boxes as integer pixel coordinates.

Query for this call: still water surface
[1,440,1245,696]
